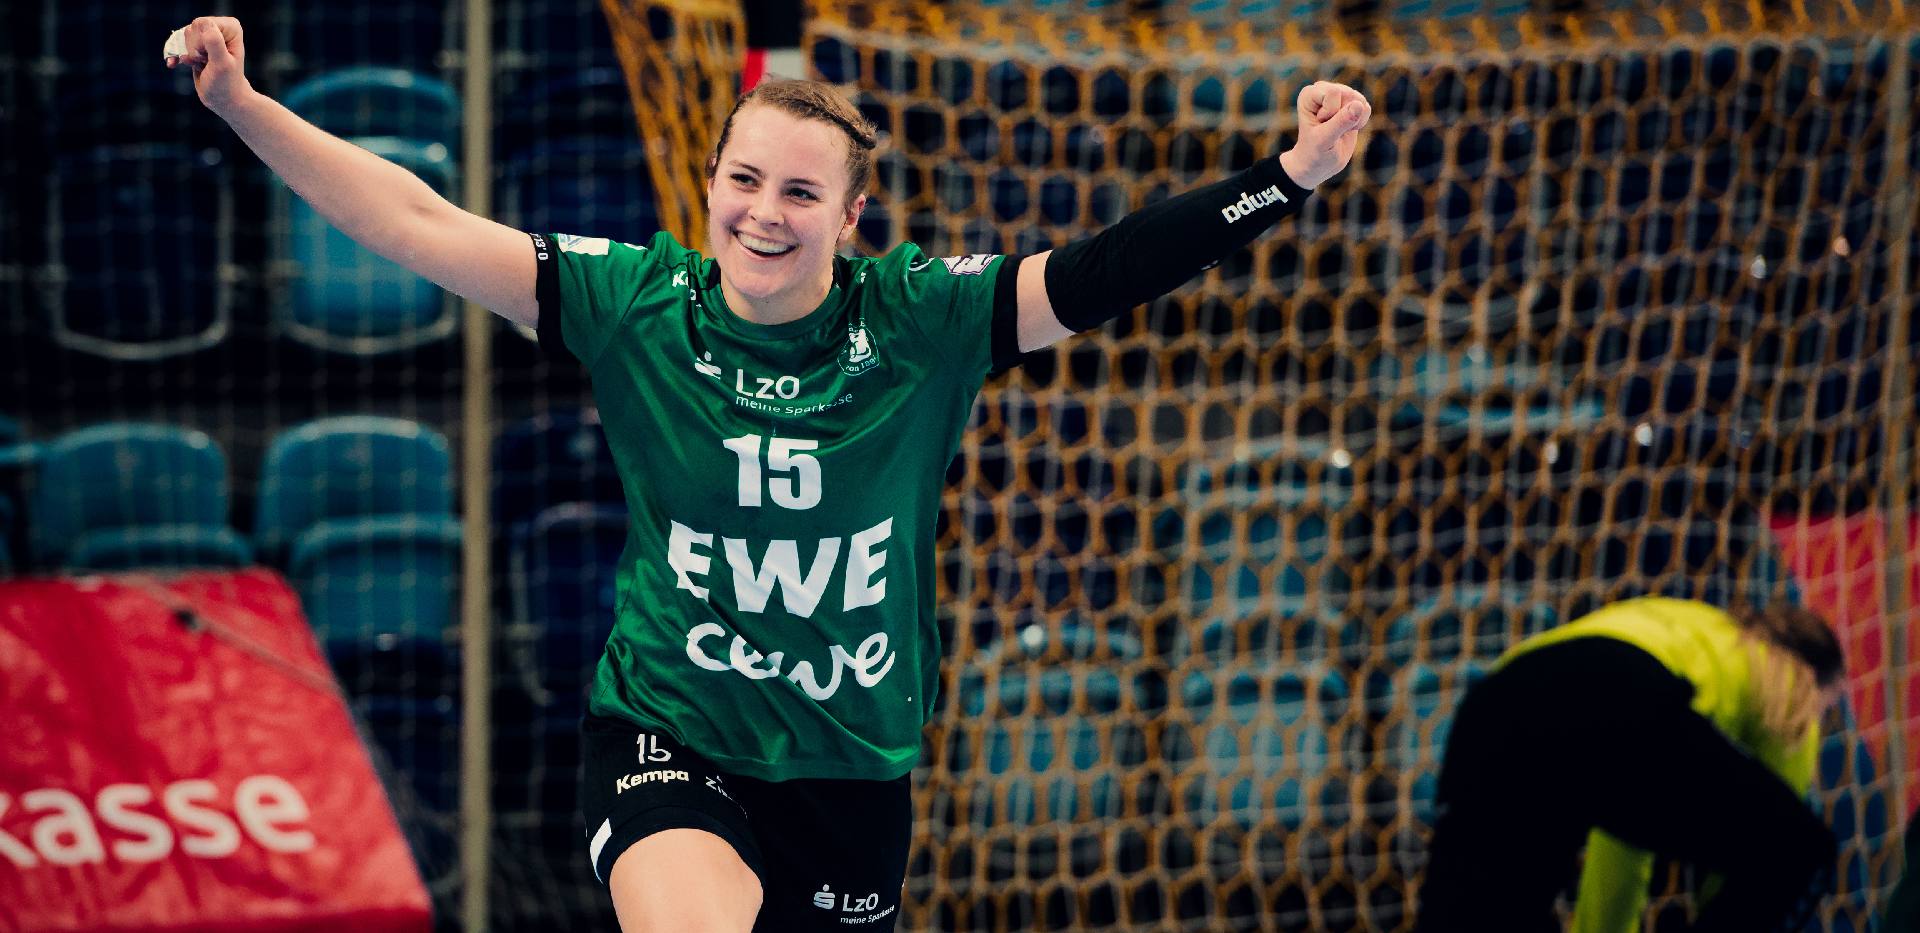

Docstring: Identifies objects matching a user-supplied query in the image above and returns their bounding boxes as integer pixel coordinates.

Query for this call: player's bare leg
[607,828,762,933]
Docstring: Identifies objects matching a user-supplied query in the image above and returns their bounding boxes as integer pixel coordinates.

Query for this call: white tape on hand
[163,26,190,62]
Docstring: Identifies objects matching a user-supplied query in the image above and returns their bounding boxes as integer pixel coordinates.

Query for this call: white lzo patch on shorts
[588,818,613,881]
[556,234,611,256]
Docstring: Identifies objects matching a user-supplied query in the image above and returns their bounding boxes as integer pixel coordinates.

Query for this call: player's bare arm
[167,16,538,327]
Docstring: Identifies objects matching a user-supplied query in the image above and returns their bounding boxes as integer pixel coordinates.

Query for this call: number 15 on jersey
[722,434,821,510]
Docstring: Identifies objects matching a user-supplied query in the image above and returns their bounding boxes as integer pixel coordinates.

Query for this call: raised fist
[163,16,251,115]
[1279,81,1372,189]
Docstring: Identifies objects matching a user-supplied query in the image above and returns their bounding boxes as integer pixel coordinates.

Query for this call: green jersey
[532,231,1006,782]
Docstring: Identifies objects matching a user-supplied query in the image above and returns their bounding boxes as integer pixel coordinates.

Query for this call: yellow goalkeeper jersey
[1497,596,1821,933]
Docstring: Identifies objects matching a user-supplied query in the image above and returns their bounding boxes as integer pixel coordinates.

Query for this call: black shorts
[580,714,913,931]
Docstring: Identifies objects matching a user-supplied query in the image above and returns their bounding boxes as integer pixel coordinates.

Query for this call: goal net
[784,0,1915,928]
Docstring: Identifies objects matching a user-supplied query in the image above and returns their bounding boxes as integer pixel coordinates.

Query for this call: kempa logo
[614,770,690,793]
[1220,184,1288,224]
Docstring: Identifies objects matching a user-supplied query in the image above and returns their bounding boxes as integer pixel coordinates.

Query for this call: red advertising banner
[1767,510,1920,786]
[0,570,431,933]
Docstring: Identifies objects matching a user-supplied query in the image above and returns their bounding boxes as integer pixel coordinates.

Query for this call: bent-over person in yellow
[1415,597,1843,933]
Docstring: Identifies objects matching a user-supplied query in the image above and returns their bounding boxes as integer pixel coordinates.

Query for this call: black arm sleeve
[530,232,573,363]
[1043,156,1313,332]
[988,252,1027,372]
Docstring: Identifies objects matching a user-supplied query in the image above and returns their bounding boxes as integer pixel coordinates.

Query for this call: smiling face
[706,104,867,325]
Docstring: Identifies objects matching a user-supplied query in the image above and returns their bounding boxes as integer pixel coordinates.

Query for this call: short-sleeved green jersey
[531,230,1007,782]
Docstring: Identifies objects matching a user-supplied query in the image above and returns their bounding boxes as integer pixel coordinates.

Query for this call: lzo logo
[839,322,879,376]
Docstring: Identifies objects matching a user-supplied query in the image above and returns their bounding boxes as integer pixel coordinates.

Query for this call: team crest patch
[840,323,880,375]
[940,254,995,276]
[555,234,610,256]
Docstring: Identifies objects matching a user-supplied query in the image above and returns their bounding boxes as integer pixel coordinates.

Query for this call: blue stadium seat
[951,627,1153,832]
[510,503,627,706]
[492,410,625,548]
[65,526,254,572]
[291,506,464,821]
[963,715,1138,828]
[1183,441,1357,511]
[1374,348,1609,440]
[354,691,460,814]
[496,64,638,151]
[282,138,457,353]
[284,67,461,145]
[37,69,245,367]
[324,613,459,693]
[48,143,232,360]
[953,620,1147,719]
[255,415,455,563]
[496,139,658,282]
[1384,586,1555,665]
[331,631,461,823]
[1173,664,1349,829]
[970,760,1039,830]
[954,663,1137,719]
[277,70,460,353]
[1184,608,1336,663]
[28,423,248,571]
[1181,443,1359,629]
[265,5,449,81]
[288,514,462,650]
[1188,527,1355,622]
[499,0,621,72]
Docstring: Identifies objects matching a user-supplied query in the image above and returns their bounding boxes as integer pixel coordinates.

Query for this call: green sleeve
[541,231,671,369]
[1570,828,1655,933]
[868,244,1005,376]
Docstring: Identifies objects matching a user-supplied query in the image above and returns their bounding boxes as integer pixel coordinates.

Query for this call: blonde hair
[1730,605,1844,744]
